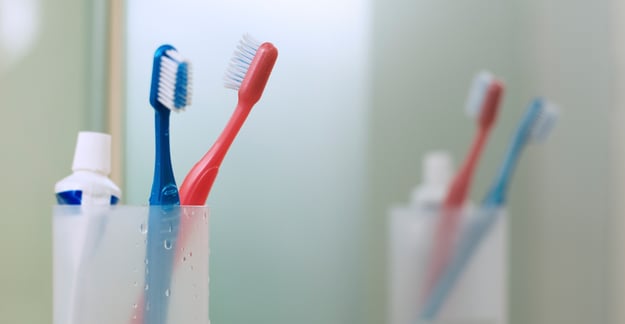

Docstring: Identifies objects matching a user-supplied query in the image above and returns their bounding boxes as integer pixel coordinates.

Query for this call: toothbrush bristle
[157,49,193,111]
[465,71,494,118]
[530,101,559,142]
[223,34,262,90]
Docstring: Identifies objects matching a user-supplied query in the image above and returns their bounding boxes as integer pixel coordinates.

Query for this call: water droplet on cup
[164,239,172,250]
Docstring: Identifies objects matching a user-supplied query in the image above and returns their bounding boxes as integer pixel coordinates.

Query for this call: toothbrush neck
[444,125,490,207]
[150,109,179,205]
[206,102,252,168]
[488,128,528,206]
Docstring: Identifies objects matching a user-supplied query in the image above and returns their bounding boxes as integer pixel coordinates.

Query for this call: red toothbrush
[420,72,504,304]
[179,34,278,205]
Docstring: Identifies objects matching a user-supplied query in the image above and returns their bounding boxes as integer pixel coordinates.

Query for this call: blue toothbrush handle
[145,206,180,324]
[145,109,180,324]
[149,109,179,206]
[419,205,501,321]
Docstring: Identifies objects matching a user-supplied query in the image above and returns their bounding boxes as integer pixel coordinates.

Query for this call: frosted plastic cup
[53,205,209,324]
[387,206,508,324]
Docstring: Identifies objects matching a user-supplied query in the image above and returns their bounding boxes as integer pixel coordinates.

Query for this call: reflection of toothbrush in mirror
[420,98,559,321]
[179,34,278,206]
[132,44,192,324]
[421,71,504,302]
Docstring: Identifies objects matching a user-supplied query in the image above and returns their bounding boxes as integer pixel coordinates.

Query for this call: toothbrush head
[224,34,278,105]
[465,71,504,128]
[528,98,559,143]
[149,45,193,112]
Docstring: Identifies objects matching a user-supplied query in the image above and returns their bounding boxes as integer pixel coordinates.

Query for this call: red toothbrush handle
[176,166,218,275]
[179,166,219,206]
[419,128,490,304]
[419,81,503,306]
[178,101,251,207]
[130,205,209,324]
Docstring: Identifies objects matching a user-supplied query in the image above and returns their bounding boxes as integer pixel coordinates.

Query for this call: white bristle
[465,71,494,118]
[529,101,559,142]
[186,63,193,106]
[223,33,261,90]
[157,50,192,111]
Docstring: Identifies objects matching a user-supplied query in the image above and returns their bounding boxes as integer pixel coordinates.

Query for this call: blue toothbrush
[143,44,192,324]
[419,98,558,321]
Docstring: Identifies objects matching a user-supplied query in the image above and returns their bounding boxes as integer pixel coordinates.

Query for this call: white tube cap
[411,150,453,205]
[423,151,453,187]
[71,131,112,175]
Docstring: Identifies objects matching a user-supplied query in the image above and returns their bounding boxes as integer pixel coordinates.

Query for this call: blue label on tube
[56,190,83,205]
[56,190,120,205]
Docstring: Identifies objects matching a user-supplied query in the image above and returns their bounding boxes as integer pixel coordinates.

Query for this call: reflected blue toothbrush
[419,98,558,321]
[141,44,192,324]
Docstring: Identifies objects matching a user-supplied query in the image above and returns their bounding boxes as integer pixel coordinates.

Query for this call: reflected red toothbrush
[421,71,504,305]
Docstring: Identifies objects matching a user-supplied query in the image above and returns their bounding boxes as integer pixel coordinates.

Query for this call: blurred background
[0,0,623,323]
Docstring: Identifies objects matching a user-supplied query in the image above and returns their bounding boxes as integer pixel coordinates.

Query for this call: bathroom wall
[519,0,616,322]
[611,1,625,323]
[0,0,104,323]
